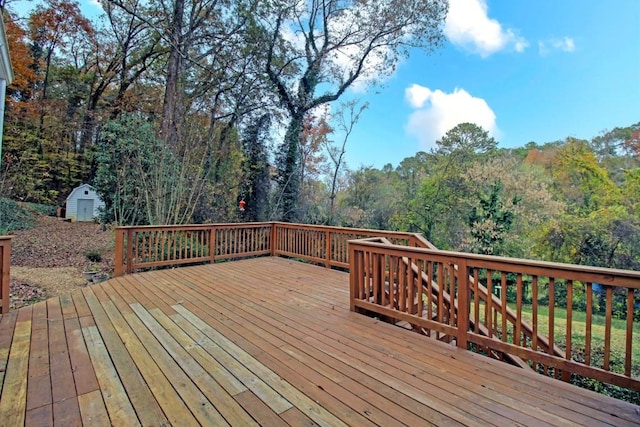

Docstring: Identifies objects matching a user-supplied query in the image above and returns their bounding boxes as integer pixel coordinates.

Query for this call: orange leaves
[624,129,640,158]
[299,112,332,178]
[4,12,37,106]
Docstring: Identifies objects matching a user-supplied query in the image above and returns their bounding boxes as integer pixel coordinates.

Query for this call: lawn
[498,303,640,378]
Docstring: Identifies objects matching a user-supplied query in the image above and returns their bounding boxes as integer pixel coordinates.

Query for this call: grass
[470,301,640,403]
[472,302,640,375]
[515,304,640,376]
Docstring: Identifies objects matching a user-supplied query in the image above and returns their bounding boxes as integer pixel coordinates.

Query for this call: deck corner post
[0,236,11,314]
[270,222,277,257]
[349,242,357,312]
[114,229,124,277]
[456,258,470,350]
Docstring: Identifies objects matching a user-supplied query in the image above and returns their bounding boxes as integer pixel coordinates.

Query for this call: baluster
[486,270,493,338]
[604,286,613,371]
[427,261,433,336]
[563,280,573,382]
[532,275,539,371]
[473,269,480,334]
[625,289,634,376]
[416,259,424,317]
[585,282,593,366]
[548,277,555,377]
[516,273,523,347]
[501,271,507,342]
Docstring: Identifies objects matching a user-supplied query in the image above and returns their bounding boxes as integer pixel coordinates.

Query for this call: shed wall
[65,184,105,221]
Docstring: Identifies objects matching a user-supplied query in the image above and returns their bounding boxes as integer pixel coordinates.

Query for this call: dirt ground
[8,215,115,309]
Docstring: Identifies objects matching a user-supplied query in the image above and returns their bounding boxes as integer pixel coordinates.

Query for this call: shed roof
[66,183,101,201]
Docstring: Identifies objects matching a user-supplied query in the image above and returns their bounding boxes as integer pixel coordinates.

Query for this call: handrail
[0,236,11,314]
[113,222,426,276]
[409,233,562,365]
[349,238,640,392]
[114,223,274,276]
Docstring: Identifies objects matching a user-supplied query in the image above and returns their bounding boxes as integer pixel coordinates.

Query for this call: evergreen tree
[241,114,271,222]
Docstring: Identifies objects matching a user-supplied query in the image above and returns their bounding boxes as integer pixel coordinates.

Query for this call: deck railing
[0,236,11,314]
[113,222,640,392]
[349,238,640,392]
[114,222,424,276]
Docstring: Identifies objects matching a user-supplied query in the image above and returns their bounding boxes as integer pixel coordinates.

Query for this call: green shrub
[84,249,103,263]
[0,198,34,233]
[23,202,57,216]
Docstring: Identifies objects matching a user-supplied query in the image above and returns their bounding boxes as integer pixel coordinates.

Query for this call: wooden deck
[0,257,638,426]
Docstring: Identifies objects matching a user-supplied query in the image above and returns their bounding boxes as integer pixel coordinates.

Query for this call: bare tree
[257,0,448,221]
[325,100,367,224]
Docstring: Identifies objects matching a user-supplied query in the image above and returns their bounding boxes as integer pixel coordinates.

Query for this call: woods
[0,1,639,271]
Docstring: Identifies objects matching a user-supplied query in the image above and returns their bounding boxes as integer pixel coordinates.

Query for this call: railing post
[270,223,277,257]
[325,229,331,268]
[349,242,357,312]
[114,229,124,277]
[209,225,216,264]
[456,259,469,350]
[126,229,134,275]
[0,236,11,314]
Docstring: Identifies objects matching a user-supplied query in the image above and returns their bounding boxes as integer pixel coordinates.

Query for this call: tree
[466,181,519,255]
[402,123,497,248]
[28,0,94,138]
[343,166,401,230]
[1,3,95,204]
[551,138,620,213]
[106,0,268,147]
[623,125,640,159]
[325,100,366,225]
[76,0,164,151]
[463,155,564,259]
[257,0,448,221]
[591,122,640,160]
[94,114,215,225]
[241,113,271,222]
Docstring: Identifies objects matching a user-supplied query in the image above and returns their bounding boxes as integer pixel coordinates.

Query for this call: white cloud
[444,0,527,57]
[539,37,576,56]
[405,84,498,149]
[405,84,432,108]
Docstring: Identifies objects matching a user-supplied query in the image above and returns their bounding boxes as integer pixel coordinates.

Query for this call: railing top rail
[271,221,421,238]
[349,238,640,287]
[115,222,425,240]
[115,222,274,231]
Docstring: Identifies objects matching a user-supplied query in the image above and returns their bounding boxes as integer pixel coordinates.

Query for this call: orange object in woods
[239,200,246,211]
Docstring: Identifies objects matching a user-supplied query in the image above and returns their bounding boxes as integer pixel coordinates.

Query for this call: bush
[0,198,34,233]
[84,249,103,263]
[23,202,57,217]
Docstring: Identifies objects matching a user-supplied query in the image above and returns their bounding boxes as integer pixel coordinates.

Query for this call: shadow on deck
[1,257,638,426]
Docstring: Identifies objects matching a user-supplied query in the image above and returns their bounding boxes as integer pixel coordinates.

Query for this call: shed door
[77,199,94,221]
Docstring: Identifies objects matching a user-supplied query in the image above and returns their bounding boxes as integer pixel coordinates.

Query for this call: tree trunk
[160,0,184,146]
[278,113,304,222]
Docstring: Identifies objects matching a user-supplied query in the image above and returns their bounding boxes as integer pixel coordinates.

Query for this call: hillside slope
[9,214,114,309]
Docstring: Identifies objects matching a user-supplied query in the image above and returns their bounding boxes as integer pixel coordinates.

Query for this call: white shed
[65,184,105,222]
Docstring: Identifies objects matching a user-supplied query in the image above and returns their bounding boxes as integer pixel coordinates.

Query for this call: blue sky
[10,0,640,170]
[345,0,640,168]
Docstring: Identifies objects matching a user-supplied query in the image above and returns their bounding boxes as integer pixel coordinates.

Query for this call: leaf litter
[8,215,114,309]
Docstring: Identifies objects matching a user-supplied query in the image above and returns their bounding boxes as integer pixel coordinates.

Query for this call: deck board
[0,257,639,426]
